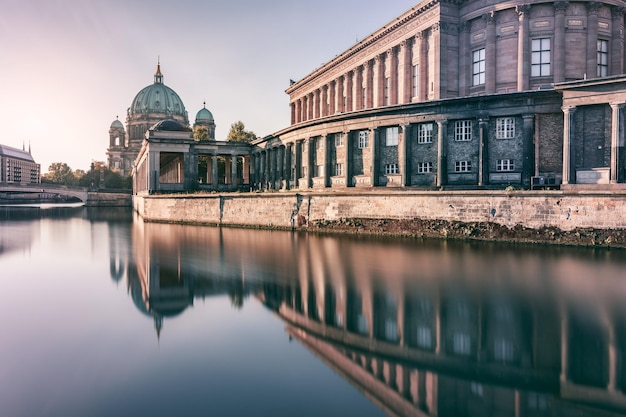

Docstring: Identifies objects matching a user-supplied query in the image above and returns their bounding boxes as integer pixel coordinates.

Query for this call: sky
[2,0,419,173]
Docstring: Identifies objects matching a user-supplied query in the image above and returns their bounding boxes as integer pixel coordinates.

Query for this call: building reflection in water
[115,216,626,416]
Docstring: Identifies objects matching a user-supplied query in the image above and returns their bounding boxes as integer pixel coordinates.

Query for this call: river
[1,205,625,417]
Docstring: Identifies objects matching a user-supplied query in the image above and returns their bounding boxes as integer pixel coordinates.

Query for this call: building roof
[0,144,35,163]
[195,102,214,123]
[129,64,187,118]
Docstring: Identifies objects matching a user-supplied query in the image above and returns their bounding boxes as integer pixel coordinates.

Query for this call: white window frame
[417,123,433,144]
[358,130,369,149]
[454,120,472,141]
[385,163,399,174]
[334,133,344,147]
[417,162,433,173]
[496,159,515,172]
[531,38,551,77]
[597,39,609,77]
[472,48,485,86]
[455,160,472,172]
[496,117,515,139]
[334,163,344,176]
[385,127,399,146]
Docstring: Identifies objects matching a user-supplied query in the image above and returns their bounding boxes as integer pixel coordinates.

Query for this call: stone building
[250,0,626,190]
[108,63,216,177]
[0,144,40,185]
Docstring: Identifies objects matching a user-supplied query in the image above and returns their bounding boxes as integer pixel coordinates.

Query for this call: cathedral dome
[110,118,124,129]
[151,119,190,132]
[195,103,214,122]
[129,64,187,118]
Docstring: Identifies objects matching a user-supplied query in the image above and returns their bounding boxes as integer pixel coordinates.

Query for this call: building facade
[0,144,40,185]
[250,0,626,191]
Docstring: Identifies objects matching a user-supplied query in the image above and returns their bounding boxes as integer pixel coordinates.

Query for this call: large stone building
[250,0,626,191]
[0,144,40,185]
[108,63,216,177]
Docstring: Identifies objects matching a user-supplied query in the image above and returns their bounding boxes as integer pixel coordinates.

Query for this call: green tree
[226,121,256,143]
[42,162,78,185]
[193,125,209,141]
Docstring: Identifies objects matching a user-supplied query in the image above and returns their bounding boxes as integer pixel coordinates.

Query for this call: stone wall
[134,191,626,233]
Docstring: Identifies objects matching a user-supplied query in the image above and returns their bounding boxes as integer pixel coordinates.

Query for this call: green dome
[129,64,187,118]
[110,118,124,129]
[195,104,214,122]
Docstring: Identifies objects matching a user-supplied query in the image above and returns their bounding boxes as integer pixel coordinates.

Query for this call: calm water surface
[1,206,626,417]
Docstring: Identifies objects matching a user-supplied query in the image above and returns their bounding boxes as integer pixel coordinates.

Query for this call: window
[472,48,485,86]
[385,127,399,146]
[497,159,515,171]
[358,130,369,149]
[496,117,515,139]
[417,123,433,143]
[470,382,484,397]
[455,120,472,141]
[412,64,419,97]
[453,332,471,355]
[418,162,433,173]
[455,161,472,172]
[531,38,551,77]
[334,163,344,176]
[416,325,433,349]
[597,39,609,77]
[494,337,514,362]
[385,163,399,174]
[334,133,344,147]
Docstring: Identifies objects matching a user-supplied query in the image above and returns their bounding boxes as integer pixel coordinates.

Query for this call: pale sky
[2,0,418,173]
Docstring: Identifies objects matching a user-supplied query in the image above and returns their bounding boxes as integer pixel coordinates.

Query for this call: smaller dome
[110,118,124,129]
[151,119,190,132]
[195,103,214,122]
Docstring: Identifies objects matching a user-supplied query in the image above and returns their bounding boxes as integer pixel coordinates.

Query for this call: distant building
[0,144,40,184]
[251,0,626,191]
[107,63,216,177]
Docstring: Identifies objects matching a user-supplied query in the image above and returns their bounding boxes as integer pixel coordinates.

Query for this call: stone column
[346,72,353,112]
[418,31,428,101]
[329,81,336,115]
[324,134,331,187]
[295,140,303,187]
[522,115,535,188]
[265,148,271,188]
[212,154,218,191]
[554,2,568,83]
[586,2,600,78]
[285,143,293,189]
[337,77,344,113]
[399,125,410,186]
[365,60,374,108]
[517,5,531,90]
[612,7,625,75]
[344,131,353,187]
[321,85,329,117]
[374,54,385,107]
[231,154,238,189]
[243,155,250,187]
[562,106,576,184]
[484,12,497,94]
[389,47,399,105]
[312,91,319,119]
[354,66,363,110]
[478,118,489,186]
[610,103,624,183]
[399,39,412,104]
[431,23,444,100]
[307,138,314,188]
[290,103,296,125]
[295,100,301,124]
[459,23,471,96]
[436,120,448,187]
[371,128,379,186]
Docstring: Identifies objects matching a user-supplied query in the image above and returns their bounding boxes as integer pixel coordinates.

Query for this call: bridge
[0,183,131,206]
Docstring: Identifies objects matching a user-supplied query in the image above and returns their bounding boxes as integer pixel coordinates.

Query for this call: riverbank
[133,190,626,248]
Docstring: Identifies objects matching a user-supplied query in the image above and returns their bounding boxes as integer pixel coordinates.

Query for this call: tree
[226,121,256,143]
[193,125,209,141]
[42,162,78,185]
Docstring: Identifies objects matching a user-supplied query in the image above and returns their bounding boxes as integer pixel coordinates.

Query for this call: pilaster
[562,106,576,184]
[610,103,624,183]
[554,2,568,83]
[522,114,535,188]
[484,12,497,94]
[436,120,447,187]
[586,2,601,78]
[612,7,625,75]
[517,5,531,90]
[478,118,489,186]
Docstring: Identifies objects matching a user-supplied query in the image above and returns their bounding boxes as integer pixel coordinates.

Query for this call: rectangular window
[412,64,419,97]
[531,38,551,77]
[496,159,515,171]
[455,160,472,172]
[385,127,399,146]
[496,117,515,139]
[417,123,433,143]
[472,48,485,86]
[334,163,344,176]
[453,332,471,355]
[417,162,433,173]
[416,325,433,349]
[385,163,399,174]
[455,120,472,141]
[597,39,609,77]
[334,133,344,147]
[358,130,369,149]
